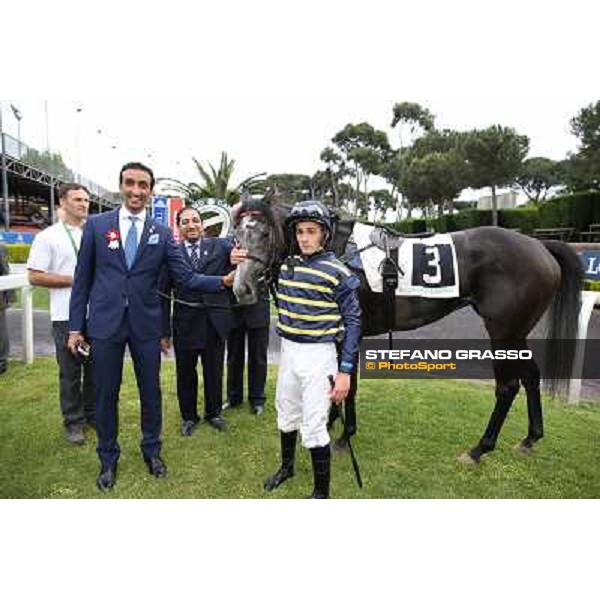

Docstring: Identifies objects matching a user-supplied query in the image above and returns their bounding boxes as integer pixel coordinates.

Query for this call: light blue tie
[124,216,139,269]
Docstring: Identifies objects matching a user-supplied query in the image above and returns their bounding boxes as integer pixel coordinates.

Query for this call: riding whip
[328,375,363,489]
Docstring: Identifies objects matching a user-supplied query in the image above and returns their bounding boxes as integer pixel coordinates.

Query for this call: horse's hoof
[514,442,533,456]
[457,452,479,466]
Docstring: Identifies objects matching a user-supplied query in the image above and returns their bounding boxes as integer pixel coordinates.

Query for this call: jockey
[264,199,361,498]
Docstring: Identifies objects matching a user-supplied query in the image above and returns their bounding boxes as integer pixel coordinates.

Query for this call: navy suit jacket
[160,237,234,347]
[69,209,224,342]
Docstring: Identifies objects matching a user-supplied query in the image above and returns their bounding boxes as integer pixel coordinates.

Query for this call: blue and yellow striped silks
[276,256,350,343]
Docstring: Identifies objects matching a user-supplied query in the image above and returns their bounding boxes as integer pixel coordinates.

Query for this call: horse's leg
[459,355,521,465]
[516,354,544,454]
[455,228,562,464]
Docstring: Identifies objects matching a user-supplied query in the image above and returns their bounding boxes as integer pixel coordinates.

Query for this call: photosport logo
[360,339,600,379]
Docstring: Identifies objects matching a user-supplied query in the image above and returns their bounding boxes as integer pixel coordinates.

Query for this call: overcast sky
[2,0,598,195]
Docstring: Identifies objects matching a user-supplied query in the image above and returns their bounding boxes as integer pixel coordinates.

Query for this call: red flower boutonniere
[104,228,120,250]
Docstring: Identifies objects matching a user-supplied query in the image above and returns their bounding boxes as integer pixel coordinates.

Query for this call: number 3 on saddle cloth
[349,222,460,299]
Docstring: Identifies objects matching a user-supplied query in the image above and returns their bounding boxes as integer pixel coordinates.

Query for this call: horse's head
[233,200,287,305]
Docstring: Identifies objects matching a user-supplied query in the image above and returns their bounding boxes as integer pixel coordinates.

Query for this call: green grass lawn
[1,358,599,498]
[14,286,50,311]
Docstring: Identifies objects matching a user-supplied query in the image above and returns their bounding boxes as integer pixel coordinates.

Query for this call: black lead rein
[157,291,232,311]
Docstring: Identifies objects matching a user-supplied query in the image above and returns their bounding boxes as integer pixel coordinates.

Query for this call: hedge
[498,208,540,233]
[388,219,429,234]
[539,191,600,230]
[388,191,600,234]
[584,280,600,292]
[6,244,31,263]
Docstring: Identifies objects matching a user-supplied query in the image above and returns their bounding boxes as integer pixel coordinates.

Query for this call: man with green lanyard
[27,184,95,445]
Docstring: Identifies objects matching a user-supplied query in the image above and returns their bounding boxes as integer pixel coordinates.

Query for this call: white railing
[568,290,600,403]
[0,273,33,364]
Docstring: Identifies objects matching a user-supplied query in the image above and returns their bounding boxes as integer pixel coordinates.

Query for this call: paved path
[7,306,600,398]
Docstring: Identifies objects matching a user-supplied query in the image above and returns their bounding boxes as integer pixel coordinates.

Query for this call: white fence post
[20,284,34,364]
[568,290,600,404]
[0,273,34,364]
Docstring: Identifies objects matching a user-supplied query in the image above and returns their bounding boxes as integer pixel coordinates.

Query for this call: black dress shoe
[96,464,117,492]
[65,424,85,445]
[207,416,226,431]
[181,419,199,437]
[251,405,265,415]
[144,455,168,478]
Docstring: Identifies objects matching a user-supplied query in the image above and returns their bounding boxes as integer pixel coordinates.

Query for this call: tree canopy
[515,157,562,203]
[263,173,312,203]
[563,101,600,191]
[461,126,529,225]
[402,151,468,216]
[329,122,391,216]
[186,152,265,205]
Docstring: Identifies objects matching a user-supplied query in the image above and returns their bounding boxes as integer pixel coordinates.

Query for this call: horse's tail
[542,240,583,396]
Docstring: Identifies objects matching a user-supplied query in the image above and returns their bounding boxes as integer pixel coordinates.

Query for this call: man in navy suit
[226,291,270,415]
[160,206,234,435]
[68,163,237,492]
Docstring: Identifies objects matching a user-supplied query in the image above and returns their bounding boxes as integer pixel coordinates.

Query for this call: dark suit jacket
[230,292,271,330]
[160,237,234,348]
[69,209,224,342]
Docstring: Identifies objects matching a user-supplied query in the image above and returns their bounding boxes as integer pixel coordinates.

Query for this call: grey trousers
[0,309,8,373]
[52,321,95,427]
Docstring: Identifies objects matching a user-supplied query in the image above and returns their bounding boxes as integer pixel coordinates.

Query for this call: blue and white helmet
[286,200,333,236]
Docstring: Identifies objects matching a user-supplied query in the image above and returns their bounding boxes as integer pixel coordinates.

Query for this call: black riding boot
[309,444,331,499]
[264,430,297,492]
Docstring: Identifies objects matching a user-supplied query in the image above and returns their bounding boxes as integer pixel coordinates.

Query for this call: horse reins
[157,291,232,310]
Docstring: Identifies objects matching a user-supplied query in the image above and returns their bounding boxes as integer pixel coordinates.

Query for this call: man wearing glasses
[161,206,242,435]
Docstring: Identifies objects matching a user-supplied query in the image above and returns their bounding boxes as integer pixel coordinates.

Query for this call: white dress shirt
[119,206,146,245]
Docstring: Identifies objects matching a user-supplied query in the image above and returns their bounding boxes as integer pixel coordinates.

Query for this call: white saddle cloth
[351,223,460,298]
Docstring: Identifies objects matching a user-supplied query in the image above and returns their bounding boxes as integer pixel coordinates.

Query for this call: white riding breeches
[275,338,338,449]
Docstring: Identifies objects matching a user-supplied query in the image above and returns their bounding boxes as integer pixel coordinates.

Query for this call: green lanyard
[62,221,80,257]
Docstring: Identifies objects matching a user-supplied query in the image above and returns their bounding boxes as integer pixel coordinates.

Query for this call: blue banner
[579,250,600,281]
[152,196,169,226]
[0,232,36,245]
